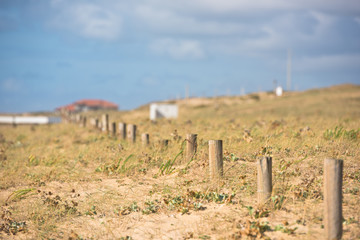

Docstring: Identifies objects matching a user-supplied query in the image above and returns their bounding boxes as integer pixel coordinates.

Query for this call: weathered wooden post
[111,122,116,136]
[162,139,169,147]
[186,134,197,161]
[95,118,99,129]
[127,124,136,143]
[142,133,150,146]
[101,114,109,132]
[257,157,272,205]
[82,116,87,128]
[324,158,343,240]
[77,115,82,126]
[209,140,223,179]
[118,123,127,140]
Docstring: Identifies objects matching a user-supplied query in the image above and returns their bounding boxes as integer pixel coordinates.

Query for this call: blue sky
[0,0,359,112]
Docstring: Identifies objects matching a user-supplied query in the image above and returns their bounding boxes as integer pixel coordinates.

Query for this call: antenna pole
[287,49,292,91]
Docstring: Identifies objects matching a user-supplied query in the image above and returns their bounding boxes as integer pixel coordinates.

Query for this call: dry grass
[0,84,359,239]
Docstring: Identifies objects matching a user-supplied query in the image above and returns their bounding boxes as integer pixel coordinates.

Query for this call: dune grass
[0,84,359,239]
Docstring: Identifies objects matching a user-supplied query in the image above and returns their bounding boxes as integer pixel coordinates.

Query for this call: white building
[150,104,178,121]
[275,86,283,97]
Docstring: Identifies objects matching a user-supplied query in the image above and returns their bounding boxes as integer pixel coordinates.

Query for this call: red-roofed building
[56,99,118,113]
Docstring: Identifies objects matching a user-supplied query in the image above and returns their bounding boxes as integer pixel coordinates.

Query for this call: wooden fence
[69,113,343,240]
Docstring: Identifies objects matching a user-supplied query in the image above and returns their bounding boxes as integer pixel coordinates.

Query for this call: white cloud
[150,38,204,59]
[205,10,339,56]
[22,0,360,64]
[50,2,122,41]
[135,5,245,36]
[144,0,360,15]
[295,54,360,71]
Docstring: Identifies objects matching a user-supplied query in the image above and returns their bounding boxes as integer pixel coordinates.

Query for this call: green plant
[138,168,147,174]
[324,126,359,140]
[6,188,36,202]
[230,153,240,162]
[245,206,269,219]
[142,200,160,215]
[193,202,205,211]
[205,192,235,203]
[0,220,27,235]
[28,154,39,166]
[271,195,285,210]
[129,202,140,212]
[115,202,140,216]
[199,235,211,239]
[95,154,134,175]
[120,237,133,240]
[158,150,183,175]
[232,220,271,239]
[85,206,97,216]
[274,224,298,234]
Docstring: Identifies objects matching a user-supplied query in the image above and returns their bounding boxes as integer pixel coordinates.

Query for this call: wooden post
[101,114,109,132]
[118,123,127,140]
[95,118,99,129]
[324,158,343,240]
[162,139,169,147]
[209,140,223,179]
[78,115,82,126]
[82,116,87,128]
[111,122,116,136]
[127,124,136,143]
[186,134,197,161]
[142,133,150,146]
[257,157,272,204]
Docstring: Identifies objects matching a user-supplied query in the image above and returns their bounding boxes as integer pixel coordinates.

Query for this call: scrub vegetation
[0,84,359,239]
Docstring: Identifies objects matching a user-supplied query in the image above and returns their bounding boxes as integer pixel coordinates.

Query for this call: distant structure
[150,103,178,121]
[0,116,61,125]
[56,99,118,113]
[185,85,189,99]
[287,49,292,91]
[275,86,283,97]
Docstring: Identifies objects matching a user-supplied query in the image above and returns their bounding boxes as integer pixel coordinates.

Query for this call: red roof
[74,99,118,108]
[56,99,118,112]
[56,104,76,111]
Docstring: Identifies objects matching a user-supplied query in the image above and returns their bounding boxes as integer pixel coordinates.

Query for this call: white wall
[150,104,178,121]
[0,116,62,125]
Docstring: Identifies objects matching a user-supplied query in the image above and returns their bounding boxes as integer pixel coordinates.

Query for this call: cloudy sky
[0,0,359,112]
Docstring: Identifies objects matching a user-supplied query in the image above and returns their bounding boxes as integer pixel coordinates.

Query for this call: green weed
[85,206,97,216]
[115,202,140,216]
[158,150,183,176]
[6,188,36,202]
[271,195,285,210]
[245,206,269,219]
[95,154,134,175]
[324,126,359,140]
[274,224,298,234]
[142,200,160,215]
[28,154,39,166]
